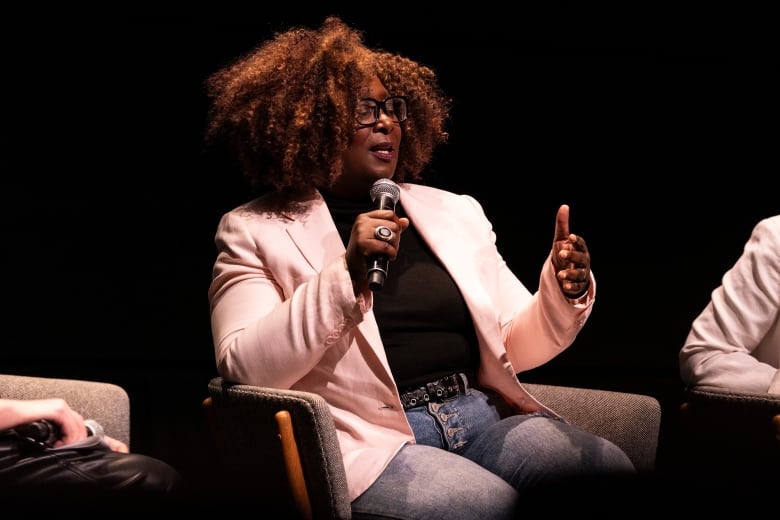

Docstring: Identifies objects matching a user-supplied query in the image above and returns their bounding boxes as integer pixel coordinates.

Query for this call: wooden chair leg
[276,410,312,520]
[202,397,223,455]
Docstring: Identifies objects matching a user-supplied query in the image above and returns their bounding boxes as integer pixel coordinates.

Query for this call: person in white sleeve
[680,214,780,394]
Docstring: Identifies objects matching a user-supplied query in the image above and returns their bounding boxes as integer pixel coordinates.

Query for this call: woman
[205,16,635,519]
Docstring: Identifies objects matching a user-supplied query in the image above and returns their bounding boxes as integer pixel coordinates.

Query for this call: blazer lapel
[400,185,504,350]
[400,186,493,305]
[285,194,346,273]
[283,193,390,368]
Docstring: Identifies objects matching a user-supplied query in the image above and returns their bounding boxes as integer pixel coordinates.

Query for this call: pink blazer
[208,183,596,500]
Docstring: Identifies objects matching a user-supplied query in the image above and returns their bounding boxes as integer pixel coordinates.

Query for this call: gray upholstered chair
[0,373,131,446]
[204,376,662,519]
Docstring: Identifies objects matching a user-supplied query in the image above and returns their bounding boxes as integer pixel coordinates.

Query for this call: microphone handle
[13,419,60,446]
[368,193,396,291]
[367,179,400,291]
[367,257,389,291]
[13,419,98,448]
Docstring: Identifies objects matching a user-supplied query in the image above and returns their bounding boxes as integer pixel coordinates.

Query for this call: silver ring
[374,226,394,242]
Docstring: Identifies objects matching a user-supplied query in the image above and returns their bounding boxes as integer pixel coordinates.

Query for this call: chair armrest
[0,374,131,446]
[206,377,351,519]
[524,383,661,473]
[683,385,780,412]
[681,385,780,449]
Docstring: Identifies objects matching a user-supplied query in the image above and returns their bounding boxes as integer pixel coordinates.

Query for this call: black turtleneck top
[323,194,480,388]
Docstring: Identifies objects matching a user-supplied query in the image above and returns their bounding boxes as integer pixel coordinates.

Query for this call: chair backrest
[204,377,351,519]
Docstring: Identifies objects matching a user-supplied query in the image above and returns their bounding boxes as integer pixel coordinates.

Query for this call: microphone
[367,179,400,291]
[12,419,100,448]
[13,419,60,446]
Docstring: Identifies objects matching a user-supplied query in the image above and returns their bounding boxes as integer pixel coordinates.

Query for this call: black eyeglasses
[356,96,408,126]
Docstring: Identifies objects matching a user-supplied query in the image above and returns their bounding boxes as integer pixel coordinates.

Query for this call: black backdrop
[4,7,777,494]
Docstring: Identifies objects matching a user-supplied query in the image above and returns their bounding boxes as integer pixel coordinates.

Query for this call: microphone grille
[370,179,400,204]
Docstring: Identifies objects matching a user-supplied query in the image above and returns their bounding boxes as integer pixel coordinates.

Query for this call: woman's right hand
[345,209,409,294]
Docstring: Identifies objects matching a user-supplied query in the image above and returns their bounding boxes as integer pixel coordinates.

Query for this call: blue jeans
[351,386,636,519]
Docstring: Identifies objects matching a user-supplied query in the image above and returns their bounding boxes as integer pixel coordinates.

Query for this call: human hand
[551,204,591,299]
[104,434,130,453]
[345,209,409,294]
[0,398,90,447]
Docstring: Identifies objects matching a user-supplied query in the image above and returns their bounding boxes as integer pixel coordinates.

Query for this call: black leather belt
[399,373,470,410]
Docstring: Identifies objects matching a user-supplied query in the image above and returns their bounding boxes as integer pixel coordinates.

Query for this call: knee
[110,453,185,496]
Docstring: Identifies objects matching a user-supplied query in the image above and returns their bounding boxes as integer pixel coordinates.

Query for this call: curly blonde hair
[204,16,451,195]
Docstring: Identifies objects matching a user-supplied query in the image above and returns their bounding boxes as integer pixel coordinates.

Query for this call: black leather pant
[0,435,185,509]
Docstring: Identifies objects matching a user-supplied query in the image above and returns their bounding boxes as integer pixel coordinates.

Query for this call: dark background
[3,5,777,500]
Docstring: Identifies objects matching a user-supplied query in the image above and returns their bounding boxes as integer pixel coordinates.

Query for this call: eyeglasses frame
[356,96,409,126]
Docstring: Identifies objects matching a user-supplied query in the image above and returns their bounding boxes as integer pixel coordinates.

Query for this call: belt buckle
[429,374,458,399]
[401,373,466,410]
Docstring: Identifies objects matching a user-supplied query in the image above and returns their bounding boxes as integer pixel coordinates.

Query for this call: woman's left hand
[551,204,591,299]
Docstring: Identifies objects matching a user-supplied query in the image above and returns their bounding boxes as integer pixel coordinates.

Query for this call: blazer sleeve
[679,216,780,393]
[455,194,595,373]
[208,207,368,388]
